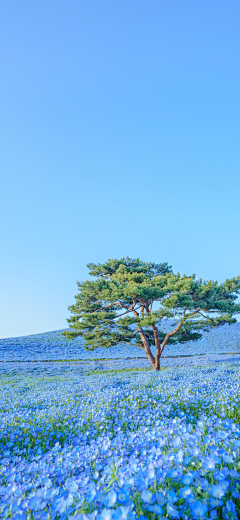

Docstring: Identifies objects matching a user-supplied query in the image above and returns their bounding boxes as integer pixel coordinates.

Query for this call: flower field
[1,322,240,362]
[1,326,240,519]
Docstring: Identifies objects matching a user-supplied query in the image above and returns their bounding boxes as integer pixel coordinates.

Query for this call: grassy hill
[0,321,240,361]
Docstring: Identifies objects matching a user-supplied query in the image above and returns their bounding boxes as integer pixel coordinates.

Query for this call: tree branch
[198,311,215,322]
[84,300,142,316]
[118,300,139,315]
[114,305,142,319]
[159,308,201,355]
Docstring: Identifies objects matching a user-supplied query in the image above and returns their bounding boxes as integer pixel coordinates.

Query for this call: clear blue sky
[1,1,240,338]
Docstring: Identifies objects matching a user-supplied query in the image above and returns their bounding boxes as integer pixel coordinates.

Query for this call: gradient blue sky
[1,1,240,338]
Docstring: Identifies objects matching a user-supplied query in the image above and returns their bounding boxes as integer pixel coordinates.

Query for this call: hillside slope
[0,321,240,361]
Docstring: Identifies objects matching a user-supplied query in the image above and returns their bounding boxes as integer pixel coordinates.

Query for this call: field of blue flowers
[1,322,240,361]
[1,325,240,520]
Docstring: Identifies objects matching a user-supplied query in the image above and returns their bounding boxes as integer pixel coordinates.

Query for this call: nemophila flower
[123,477,135,488]
[168,468,180,480]
[202,457,216,471]
[155,490,166,506]
[232,491,240,499]
[112,506,130,520]
[181,473,194,485]
[65,479,78,493]
[191,447,200,457]
[223,453,234,463]
[135,476,148,491]
[209,497,224,509]
[222,499,238,520]
[53,496,67,513]
[98,508,114,520]
[190,500,208,518]
[104,490,117,507]
[19,498,29,510]
[167,490,178,503]
[210,479,229,499]
[198,478,210,492]
[141,490,155,504]
[12,514,27,520]
[117,489,130,503]
[172,436,182,448]
[28,496,45,511]
[174,449,184,464]
[214,469,227,481]
[179,486,193,499]
[167,502,180,518]
[147,467,155,480]
[41,477,52,488]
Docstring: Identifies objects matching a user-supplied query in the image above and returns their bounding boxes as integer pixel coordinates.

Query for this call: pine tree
[62,257,240,370]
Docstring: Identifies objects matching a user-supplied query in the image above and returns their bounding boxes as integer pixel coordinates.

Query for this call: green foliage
[62,257,240,367]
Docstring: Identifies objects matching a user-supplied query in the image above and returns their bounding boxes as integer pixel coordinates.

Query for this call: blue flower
[65,480,78,493]
[209,497,224,508]
[221,499,238,519]
[173,436,182,448]
[232,491,240,499]
[214,470,226,481]
[104,490,117,508]
[28,496,45,511]
[135,477,148,491]
[225,499,237,513]
[53,496,67,513]
[167,490,178,504]
[174,449,184,464]
[116,489,130,504]
[148,504,163,515]
[167,502,180,519]
[179,486,193,499]
[155,490,166,506]
[124,477,135,488]
[111,506,129,520]
[168,469,179,480]
[230,469,240,478]
[98,508,113,520]
[41,477,52,488]
[202,457,215,470]
[210,483,226,499]
[190,500,208,519]
[141,490,155,504]
[191,447,200,457]
[20,499,29,510]
[222,453,234,463]
[199,478,210,492]
[181,474,193,485]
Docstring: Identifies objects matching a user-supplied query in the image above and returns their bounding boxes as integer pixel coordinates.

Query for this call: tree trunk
[137,307,201,371]
[151,324,161,371]
[155,351,160,371]
[131,303,156,370]
[137,326,155,369]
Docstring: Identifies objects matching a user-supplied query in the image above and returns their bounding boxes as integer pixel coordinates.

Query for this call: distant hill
[0,321,240,361]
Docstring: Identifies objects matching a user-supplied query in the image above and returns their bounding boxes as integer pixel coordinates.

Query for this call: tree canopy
[62,257,240,370]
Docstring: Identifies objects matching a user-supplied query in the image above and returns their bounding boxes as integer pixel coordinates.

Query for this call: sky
[1,0,240,339]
